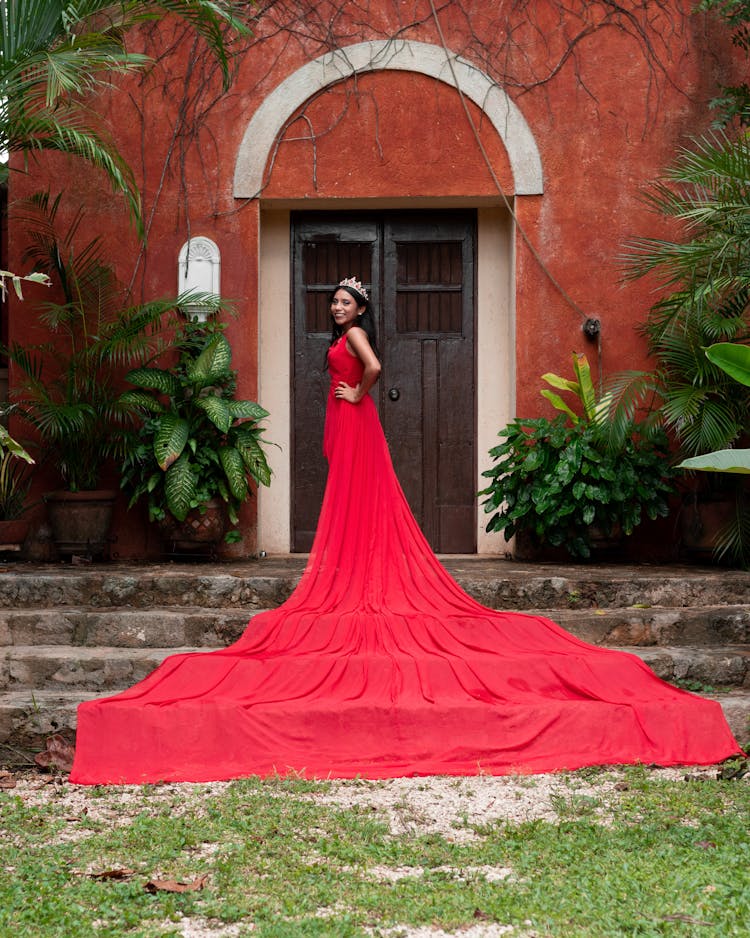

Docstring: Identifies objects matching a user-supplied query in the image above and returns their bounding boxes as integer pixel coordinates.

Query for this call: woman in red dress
[70,278,742,784]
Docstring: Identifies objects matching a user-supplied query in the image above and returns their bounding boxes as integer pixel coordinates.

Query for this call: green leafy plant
[480,353,677,560]
[4,192,192,492]
[0,0,250,234]
[615,129,750,565]
[0,451,33,521]
[0,402,35,468]
[119,324,272,541]
[677,341,750,474]
[676,342,750,565]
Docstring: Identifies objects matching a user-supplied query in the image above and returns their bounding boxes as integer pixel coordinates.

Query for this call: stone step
[0,608,256,649]
[0,563,302,611]
[2,605,749,650]
[0,560,748,611]
[0,559,747,759]
[0,689,100,749]
[623,645,750,689]
[538,605,750,647]
[455,564,750,611]
[2,643,749,696]
[1,685,747,753]
[0,646,201,693]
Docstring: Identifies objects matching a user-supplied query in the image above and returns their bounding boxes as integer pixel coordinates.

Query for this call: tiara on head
[338,276,369,300]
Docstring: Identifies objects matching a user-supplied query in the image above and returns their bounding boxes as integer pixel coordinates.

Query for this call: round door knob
[388,387,400,401]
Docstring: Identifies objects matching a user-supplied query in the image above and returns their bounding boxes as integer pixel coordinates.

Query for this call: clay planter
[0,519,30,553]
[680,493,737,559]
[158,498,228,553]
[44,489,117,559]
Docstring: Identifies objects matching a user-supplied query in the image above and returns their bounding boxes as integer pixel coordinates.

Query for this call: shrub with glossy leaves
[480,415,677,560]
[119,325,271,542]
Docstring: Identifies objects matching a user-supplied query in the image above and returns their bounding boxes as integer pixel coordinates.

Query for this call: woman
[70,277,742,784]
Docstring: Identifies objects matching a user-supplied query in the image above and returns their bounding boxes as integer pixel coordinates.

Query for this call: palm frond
[6,110,143,234]
[1,0,252,232]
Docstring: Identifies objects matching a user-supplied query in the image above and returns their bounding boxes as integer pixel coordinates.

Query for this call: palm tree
[0,0,249,235]
[613,129,750,565]
[619,130,750,456]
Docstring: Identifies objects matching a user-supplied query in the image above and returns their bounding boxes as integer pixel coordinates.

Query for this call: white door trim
[257,206,514,555]
[235,40,543,199]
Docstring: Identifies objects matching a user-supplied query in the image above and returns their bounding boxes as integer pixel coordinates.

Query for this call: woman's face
[331,289,364,331]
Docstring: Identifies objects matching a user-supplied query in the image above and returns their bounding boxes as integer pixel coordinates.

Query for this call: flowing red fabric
[70,337,742,784]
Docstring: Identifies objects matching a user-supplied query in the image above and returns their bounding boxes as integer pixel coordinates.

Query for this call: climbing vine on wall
[119,0,726,290]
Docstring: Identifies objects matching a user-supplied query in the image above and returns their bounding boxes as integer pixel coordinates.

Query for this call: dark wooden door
[292,211,476,553]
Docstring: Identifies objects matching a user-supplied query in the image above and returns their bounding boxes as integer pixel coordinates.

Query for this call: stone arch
[233,40,544,197]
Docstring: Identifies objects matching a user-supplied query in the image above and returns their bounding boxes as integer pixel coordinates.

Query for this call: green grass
[1,766,749,937]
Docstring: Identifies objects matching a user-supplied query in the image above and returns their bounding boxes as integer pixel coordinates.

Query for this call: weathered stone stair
[1,557,749,759]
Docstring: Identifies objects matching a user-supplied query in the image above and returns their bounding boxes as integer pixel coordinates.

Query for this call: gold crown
[338,277,369,300]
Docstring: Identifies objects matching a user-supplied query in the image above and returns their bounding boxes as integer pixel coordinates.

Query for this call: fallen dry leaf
[34,735,75,774]
[89,868,137,881]
[662,913,713,926]
[144,874,209,894]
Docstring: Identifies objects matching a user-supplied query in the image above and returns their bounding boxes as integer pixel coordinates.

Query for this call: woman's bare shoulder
[345,325,370,350]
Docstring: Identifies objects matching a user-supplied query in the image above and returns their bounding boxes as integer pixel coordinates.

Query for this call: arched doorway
[239,42,543,554]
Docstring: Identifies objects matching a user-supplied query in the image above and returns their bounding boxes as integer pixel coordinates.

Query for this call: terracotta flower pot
[0,518,30,553]
[680,493,737,558]
[158,499,228,552]
[44,489,117,559]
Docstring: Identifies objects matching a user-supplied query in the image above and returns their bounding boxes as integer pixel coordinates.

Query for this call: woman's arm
[335,326,382,403]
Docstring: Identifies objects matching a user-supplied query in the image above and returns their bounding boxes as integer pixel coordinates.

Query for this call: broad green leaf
[228,400,269,421]
[219,446,248,500]
[195,395,232,432]
[704,342,750,388]
[188,333,232,383]
[239,437,272,487]
[153,414,189,471]
[677,449,750,474]
[126,367,180,397]
[572,353,597,419]
[542,373,579,394]
[540,390,579,423]
[164,453,197,521]
[0,425,34,463]
[118,390,165,413]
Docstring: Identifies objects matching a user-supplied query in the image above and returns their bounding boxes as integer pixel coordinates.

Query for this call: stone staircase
[1,557,749,761]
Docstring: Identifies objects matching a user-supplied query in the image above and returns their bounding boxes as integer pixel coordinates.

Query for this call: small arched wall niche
[178,237,221,321]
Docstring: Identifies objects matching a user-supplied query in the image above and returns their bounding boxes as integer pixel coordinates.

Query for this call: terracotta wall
[4,0,738,558]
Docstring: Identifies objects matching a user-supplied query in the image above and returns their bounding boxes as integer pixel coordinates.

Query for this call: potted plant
[119,322,271,550]
[480,353,677,560]
[616,128,750,565]
[0,405,35,552]
[676,342,750,566]
[3,192,187,557]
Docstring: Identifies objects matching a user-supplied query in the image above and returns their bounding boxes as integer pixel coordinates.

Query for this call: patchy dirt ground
[2,763,730,835]
[2,762,746,938]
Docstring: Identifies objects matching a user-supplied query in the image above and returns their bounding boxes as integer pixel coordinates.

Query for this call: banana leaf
[677,449,750,474]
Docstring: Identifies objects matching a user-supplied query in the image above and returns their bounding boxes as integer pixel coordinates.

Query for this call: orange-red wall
[5,0,739,558]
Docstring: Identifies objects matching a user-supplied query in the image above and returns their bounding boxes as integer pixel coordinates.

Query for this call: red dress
[70,335,742,784]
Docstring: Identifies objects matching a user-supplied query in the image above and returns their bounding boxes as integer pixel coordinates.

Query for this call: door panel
[292,220,378,550]
[292,211,475,553]
[383,214,476,552]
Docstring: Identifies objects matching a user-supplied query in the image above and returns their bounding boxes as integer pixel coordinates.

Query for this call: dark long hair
[325,284,380,363]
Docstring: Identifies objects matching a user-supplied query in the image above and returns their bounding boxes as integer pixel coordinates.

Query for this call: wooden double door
[292,210,477,553]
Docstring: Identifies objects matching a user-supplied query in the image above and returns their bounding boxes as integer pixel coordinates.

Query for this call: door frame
[257,203,515,555]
